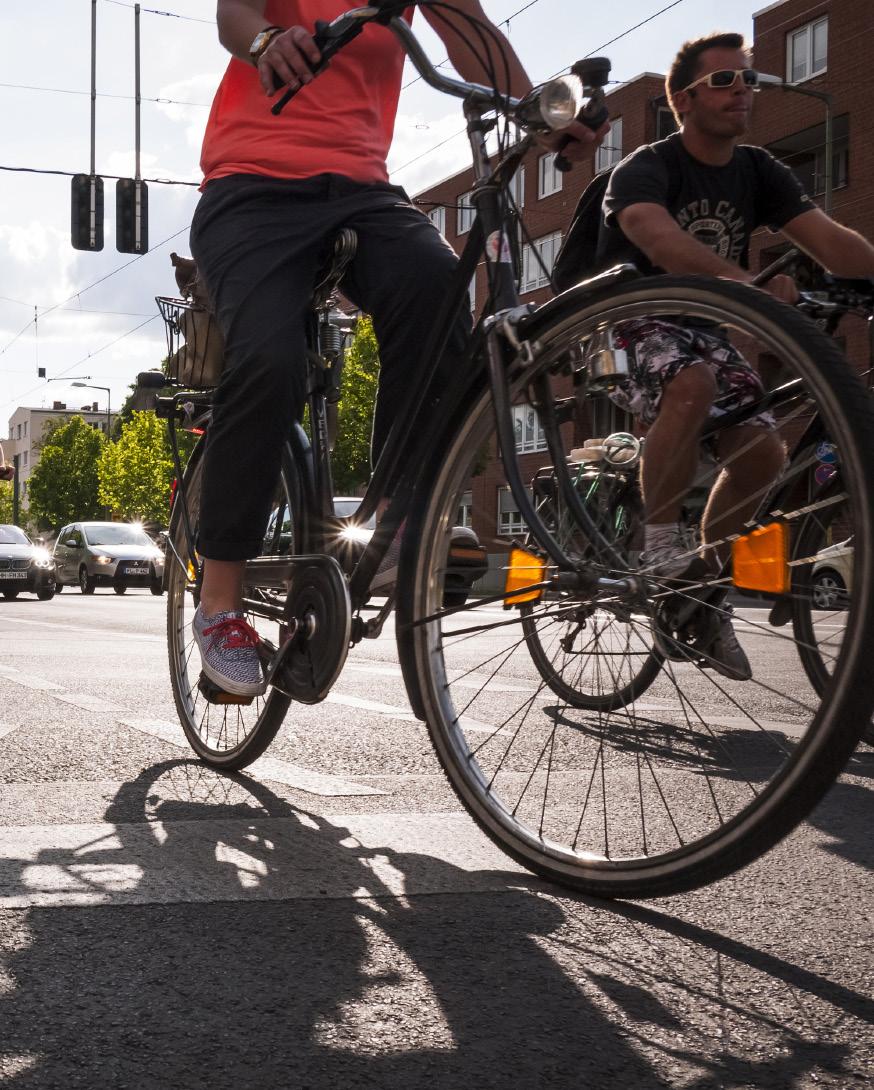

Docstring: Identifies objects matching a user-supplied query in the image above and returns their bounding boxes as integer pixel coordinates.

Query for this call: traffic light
[116,178,149,254]
[71,174,104,252]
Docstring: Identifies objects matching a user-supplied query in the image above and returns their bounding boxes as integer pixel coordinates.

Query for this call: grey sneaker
[705,610,752,681]
[640,528,700,580]
[193,606,266,696]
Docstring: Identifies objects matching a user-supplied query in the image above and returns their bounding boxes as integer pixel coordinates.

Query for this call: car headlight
[339,525,372,545]
[95,554,113,565]
[32,547,53,568]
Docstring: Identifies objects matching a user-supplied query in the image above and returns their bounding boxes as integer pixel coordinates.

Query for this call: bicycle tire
[790,475,850,694]
[520,455,663,710]
[407,275,874,898]
[166,437,302,770]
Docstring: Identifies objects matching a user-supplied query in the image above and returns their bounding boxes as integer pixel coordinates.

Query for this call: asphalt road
[0,590,872,1089]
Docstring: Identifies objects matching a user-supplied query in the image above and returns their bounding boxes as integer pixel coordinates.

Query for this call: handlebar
[268,2,606,160]
[272,6,516,117]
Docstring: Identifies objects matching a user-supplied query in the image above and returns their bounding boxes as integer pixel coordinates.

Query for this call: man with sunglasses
[592,31,874,681]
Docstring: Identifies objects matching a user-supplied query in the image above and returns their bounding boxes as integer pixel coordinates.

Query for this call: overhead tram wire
[390,0,690,178]
[0,81,211,109]
[0,224,190,360]
[0,164,199,188]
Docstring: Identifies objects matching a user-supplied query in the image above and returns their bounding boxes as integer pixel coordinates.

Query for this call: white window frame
[497,486,528,537]
[512,403,546,454]
[469,273,477,314]
[538,153,562,199]
[787,16,828,84]
[520,231,562,294]
[457,490,473,529]
[595,116,623,174]
[457,190,475,234]
[428,205,446,235]
[507,164,525,209]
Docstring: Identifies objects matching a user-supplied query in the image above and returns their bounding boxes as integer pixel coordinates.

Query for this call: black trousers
[189,173,469,560]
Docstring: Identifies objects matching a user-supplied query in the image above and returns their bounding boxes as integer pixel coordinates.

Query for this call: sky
[0,0,777,425]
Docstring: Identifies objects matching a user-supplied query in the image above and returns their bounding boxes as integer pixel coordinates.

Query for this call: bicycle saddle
[311,228,358,308]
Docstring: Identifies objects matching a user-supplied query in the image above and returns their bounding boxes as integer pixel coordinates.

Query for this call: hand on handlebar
[761,273,799,305]
[257,25,322,97]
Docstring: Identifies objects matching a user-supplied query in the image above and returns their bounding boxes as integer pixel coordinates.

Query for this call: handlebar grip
[555,98,609,173]
[270,20,335,115]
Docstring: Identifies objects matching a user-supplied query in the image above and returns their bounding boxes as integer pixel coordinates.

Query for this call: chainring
[271,556,351,704]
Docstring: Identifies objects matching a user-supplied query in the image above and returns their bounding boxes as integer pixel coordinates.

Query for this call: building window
[520,231,562,293]
[16,424,21,439]
[428,205,446,235]
[498,486,528,537]
[469,273,477,313]
[538,153,562,198]
[23,422,27,438]
[508,165,525,208]
[767,115,849,198]
[22,452,28,467]
[457,490,473,528]
[457,191,475,234]
[787,17,828,83]
[595,116,623,173]
[656,105,678,141]
[512,403,546,453]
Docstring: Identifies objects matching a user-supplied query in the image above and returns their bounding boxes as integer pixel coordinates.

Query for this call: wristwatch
[248,25,284,65]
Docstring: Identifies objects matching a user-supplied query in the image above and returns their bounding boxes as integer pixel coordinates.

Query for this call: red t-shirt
[200,2,413,186]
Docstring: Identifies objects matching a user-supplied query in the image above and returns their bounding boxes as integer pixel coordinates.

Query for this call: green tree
[27,415,105,531]
[332,316,380,494]
[98,410,175,523]
[0,480,12,524]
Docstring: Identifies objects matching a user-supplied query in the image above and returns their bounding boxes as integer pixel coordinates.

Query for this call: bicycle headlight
[537,75,583,131]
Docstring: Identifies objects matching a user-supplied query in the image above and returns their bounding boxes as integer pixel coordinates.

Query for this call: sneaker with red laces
[193,606,266,697]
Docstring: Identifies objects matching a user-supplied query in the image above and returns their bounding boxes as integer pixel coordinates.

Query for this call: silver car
[53,521,165,596]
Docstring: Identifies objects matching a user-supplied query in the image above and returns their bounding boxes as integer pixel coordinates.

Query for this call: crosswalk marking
[0,812,528,908]
[0,665,63,692]
[119,717,386,796]
[0,722,18,741]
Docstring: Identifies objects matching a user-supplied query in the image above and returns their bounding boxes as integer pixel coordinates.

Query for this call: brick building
[411,0,872,559]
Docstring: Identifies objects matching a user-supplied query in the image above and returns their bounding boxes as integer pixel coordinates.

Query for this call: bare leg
[642,364,716,524]
[199,558,246,617]
[701,425,786,567]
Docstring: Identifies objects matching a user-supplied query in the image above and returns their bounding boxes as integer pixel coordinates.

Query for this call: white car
[811,538,852,610]
[53,521,165,596]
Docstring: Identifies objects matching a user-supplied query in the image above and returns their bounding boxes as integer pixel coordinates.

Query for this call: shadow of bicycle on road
[0,758,870,1088]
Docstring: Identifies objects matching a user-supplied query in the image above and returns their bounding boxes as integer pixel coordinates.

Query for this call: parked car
[52,521,165,595]
[0,524,57,600]
[811,538,852,610]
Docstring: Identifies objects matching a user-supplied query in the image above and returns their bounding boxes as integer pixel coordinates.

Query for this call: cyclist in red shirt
[191,1,601,697]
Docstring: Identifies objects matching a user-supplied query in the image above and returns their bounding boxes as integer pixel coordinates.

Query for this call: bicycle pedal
[197,673,255,706]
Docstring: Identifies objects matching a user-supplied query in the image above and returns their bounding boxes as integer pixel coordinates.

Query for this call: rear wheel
[2,590,19,600]
[114,584,127,596]
[408,276,874,898]
[166,438,304,770]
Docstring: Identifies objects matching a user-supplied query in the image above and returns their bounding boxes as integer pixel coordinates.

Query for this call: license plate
[126,566,149,576]
[4,571,28,580]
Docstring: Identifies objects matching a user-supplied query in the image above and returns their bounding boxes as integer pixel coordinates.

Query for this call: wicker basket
[156,296,225,388]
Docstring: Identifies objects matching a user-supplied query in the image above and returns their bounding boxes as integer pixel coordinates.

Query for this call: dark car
[0,525,57,600]
[53,521,165,595]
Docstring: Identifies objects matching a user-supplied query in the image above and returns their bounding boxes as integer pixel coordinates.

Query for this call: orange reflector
[732,521,790,594]
[504,547,547,606]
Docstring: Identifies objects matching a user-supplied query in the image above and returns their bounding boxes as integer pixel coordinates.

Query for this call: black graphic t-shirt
[597,132,814,274]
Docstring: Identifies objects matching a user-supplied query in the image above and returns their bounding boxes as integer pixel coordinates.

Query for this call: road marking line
[119,717,385,796]
[0,811,528,907]
[56,693,129,714]
[0,722,18,741]
[0,665,64,692]
[326,692,416,721]
[0,616,163,642]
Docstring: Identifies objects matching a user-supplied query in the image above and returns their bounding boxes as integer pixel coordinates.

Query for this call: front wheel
[166,439,304,770]
[114,584,127,596]
[79,567,96,595]
[407,276,874,898]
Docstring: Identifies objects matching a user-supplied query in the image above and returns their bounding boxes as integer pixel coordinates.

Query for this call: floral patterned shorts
[607,319,776,433]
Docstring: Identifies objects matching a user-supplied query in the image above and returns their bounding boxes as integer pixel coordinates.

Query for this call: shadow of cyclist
[0,760,669,1089]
